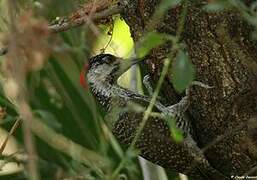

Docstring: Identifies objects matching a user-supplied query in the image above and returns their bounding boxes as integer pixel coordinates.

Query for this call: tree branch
[49,4,122,33]
[0,118,21,155]
[0,3,123,56]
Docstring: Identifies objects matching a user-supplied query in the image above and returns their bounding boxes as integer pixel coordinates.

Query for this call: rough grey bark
[119,0,257,178]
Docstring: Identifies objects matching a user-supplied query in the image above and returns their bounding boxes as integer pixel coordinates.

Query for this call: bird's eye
[113,61,120,67]
[102,55,115,64]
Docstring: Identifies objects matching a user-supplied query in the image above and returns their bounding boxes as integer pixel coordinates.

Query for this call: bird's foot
[163,81,213,131]
[190,81,214,89]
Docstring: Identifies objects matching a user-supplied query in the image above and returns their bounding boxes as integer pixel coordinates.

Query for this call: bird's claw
[191,81,214,89]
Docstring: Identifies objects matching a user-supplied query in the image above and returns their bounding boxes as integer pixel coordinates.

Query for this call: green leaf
[34,110,62,130]
[138,32,166,58]
[172,50,195,93]
[167,117,184,142]
[170,126,184,142]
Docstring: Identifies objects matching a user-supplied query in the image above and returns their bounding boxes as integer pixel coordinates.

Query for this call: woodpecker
[82,53,228,179]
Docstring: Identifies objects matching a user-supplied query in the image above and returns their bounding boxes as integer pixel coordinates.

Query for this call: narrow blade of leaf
[166,117,184,142]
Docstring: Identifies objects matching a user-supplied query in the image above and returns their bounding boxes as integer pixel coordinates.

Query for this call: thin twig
[0,118,21,155]
[129,54,165,180]
[19,101,40,180]
[6,0,40,179]
[110,2,188,179]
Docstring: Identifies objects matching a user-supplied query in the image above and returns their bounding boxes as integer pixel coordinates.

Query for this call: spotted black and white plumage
[84,53,228,179]
[86,54,192,133]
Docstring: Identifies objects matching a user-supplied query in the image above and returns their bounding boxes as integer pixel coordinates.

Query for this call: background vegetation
[0,0,174,179]
[0,0,257,179]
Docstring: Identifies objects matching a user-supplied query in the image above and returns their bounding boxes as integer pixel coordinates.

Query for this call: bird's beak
[117,57,144,76]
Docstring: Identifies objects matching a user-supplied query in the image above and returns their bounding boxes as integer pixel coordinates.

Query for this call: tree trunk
[120,0,257,178]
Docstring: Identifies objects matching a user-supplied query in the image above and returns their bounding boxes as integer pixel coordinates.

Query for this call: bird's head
[80,54,143,88]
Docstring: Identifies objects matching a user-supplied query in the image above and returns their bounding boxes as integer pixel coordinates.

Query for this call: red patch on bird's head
[80,63,89,90]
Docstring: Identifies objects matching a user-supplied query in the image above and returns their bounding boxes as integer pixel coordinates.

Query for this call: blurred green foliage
[1,0,257,179]
[0,0,142,179]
